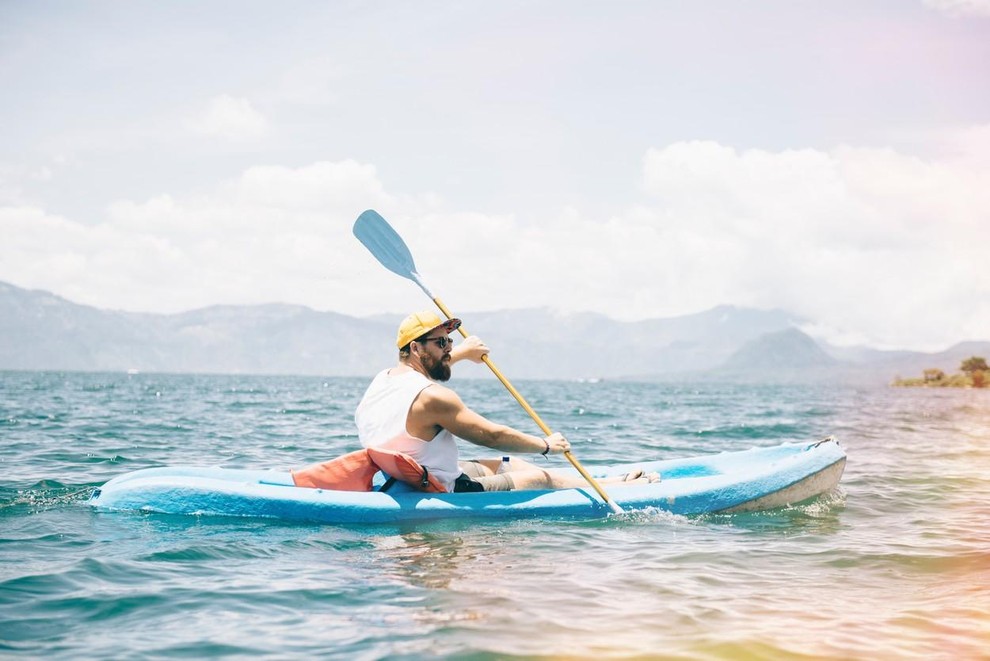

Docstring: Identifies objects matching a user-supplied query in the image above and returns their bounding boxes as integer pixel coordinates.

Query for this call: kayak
[89,437,845,524]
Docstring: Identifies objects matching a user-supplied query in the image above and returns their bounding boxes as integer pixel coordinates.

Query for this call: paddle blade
[353,210,421,283]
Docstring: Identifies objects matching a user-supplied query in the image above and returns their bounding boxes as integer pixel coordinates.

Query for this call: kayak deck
[90,437,846,523]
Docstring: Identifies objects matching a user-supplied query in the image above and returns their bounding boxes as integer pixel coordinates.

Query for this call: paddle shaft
[429,296,620,510]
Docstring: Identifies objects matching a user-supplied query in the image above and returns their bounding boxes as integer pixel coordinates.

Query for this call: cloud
[636,138,990,349]
[923,0,990,16]
[1,132,987,351]
[0,160,396,314]
[0,161,62,205]
[933,123,990,168]
[186,95,268,141]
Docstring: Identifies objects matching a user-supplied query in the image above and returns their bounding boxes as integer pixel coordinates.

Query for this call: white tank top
[354,368,461,491]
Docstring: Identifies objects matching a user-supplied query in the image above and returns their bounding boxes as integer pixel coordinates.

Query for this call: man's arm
[414,385,569,455]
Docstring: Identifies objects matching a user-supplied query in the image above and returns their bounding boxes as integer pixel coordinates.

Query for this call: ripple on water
[1,373,989,659]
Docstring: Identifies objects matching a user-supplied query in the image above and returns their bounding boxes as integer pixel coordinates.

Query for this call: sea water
[1,371,988,659]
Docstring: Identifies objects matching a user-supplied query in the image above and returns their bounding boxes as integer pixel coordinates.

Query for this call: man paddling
[355,311,659,492]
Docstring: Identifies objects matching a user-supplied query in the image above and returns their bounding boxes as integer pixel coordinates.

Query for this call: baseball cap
[396,311,462,348]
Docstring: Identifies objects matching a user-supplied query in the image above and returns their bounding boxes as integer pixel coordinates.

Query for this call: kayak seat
[291,448,448,493]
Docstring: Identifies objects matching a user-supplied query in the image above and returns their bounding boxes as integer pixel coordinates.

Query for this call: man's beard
[425,354,451,382]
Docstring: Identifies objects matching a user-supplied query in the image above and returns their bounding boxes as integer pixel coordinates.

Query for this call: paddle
[353,209,624,514]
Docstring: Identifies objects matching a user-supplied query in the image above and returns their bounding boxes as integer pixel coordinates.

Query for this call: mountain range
[1,280,986,385]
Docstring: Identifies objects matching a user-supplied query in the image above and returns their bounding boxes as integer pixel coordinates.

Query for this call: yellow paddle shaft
[431,297,620,510]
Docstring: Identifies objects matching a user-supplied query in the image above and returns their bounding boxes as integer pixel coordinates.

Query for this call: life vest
[291,447,448,493]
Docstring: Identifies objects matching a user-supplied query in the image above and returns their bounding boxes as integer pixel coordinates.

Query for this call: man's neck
[394,360,430,380]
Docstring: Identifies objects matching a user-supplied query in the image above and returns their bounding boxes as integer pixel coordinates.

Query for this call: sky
[1,0,988,351]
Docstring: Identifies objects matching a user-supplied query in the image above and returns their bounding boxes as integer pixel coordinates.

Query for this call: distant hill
[723,328,839,371]
[0,282,396,375]
[447,305,804,379]
[1,280,987,384]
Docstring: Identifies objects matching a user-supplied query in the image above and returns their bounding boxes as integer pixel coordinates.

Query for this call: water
[1,371,988,659]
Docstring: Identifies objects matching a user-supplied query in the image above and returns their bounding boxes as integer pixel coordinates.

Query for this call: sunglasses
[417,336,453,349]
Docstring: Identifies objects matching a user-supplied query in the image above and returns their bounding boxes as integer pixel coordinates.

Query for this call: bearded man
[355,311,658,492]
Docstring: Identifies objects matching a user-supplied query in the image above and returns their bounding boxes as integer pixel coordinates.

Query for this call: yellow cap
[396,311,462,348]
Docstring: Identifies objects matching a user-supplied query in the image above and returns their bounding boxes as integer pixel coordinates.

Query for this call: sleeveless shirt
[354,368,461,491]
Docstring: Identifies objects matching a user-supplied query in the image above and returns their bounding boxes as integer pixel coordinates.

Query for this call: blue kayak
[89,438,845,523]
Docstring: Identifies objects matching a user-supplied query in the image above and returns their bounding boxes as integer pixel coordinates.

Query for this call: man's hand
[450,335,490,365]
[544,432,571,454]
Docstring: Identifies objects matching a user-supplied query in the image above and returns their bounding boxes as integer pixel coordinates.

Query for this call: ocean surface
[1,370,988,660]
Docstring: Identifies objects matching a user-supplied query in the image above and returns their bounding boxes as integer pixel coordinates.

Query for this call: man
[355,311,658,492]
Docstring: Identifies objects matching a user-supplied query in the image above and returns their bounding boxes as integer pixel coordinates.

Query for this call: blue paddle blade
[353,209,419,282]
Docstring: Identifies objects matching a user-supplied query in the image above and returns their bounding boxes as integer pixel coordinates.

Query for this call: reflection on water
[372,531,473,590]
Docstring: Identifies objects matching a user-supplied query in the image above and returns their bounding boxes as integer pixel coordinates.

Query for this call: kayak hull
[89,438,846,524]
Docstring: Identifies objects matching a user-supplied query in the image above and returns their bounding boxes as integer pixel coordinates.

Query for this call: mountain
[1,280,987,383]
[445,305,805,380]
[0,282,397,375]
[723,328,839,371]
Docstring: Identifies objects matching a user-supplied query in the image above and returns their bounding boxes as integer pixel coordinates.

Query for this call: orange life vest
[291,447,448,493]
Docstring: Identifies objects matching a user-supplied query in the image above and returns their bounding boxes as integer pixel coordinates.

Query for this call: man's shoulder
[417,382,462,408]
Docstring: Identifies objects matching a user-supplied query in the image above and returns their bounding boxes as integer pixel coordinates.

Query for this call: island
[893,356,988,388]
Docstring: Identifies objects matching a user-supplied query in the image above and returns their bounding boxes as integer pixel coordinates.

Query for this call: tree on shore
[960,356,987,388]
[960,356,988,374]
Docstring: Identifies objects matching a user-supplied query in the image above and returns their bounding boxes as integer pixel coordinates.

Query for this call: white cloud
[186,95,268,141]
[228,161,388,212]
[0,160,396,314]
[1,133,987,351]
[933,124,990,168]
[0,160,63,204]
[636,139,990,349]
[923,0,990,17]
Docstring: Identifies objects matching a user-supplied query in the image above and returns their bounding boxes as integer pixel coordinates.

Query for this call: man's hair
[398,332,431,358]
